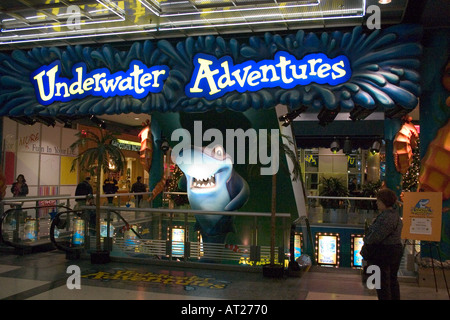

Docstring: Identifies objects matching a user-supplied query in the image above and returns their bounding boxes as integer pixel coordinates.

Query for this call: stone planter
[325,208,347,224]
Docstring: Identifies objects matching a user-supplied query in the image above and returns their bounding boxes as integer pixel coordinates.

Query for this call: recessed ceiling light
[378,0,391,4]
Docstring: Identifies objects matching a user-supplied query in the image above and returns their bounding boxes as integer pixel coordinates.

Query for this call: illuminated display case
[171,226,185,257]
[315,233,340,267]
[294,232,303,260]
[351,234,364,268]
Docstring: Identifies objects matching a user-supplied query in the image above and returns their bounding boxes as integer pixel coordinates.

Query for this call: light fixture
[35,116,56,127]
[384,105,410,119]
[370,141,381,154]
[278,106,308,127]
[378,0,392,4]
[63,120,73,129]
[330,138,340,153]
[343,137,352,155]
[56,116,75,128]
[9,116,36,126]
[318,108,339,126]
[90,115,106,129]
[349,105,374,121]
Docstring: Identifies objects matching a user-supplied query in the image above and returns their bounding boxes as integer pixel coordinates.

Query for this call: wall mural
[0,24,422,118]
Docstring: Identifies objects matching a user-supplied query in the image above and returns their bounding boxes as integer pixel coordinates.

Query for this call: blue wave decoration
[0,24,422,117]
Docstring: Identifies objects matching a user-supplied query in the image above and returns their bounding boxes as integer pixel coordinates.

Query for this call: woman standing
[363,188,403,300]
[11,174,28,197]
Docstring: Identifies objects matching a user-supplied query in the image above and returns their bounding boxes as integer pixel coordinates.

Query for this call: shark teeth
[192,175,216,188]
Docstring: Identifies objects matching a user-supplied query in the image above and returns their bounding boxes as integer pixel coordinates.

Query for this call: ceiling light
[317,108,339,126]
[330,139,340,154]
[161,2,319,18]
[343,137,352,155]
[9,116,36,126]
[35,116,56,127]
[370,141,381,154]
[278,106,308,127]
[378,0,392,4]
[90,115,106,129]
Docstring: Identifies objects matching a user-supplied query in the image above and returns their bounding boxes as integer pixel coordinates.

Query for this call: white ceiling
[98,113,150,126]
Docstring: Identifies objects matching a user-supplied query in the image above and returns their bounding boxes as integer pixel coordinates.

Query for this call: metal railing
[306,195,379,225]
[0,193,292,270]
[73,205,291,269]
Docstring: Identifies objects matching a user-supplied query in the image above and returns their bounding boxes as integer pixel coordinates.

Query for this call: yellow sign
[82,270,227,289]
[401,192,442,241]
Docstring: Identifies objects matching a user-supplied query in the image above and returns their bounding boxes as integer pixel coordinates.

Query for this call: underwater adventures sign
[30,52,351,105]
[31,60,169,105]
[185,52,352,100]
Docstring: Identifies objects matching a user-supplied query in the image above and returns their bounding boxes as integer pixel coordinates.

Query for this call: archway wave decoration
[0,24,422,117]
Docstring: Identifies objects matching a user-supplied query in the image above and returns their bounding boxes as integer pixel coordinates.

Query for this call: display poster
[294,233,302,260]
[172,228,185,257]
[401,192,442,241]
[317,234,338,266]
[352,235,364,268]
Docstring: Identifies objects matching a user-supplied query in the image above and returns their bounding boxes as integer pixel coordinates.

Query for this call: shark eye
[213,146,224,159]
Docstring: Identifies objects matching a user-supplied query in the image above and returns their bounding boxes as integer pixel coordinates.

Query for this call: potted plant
[319,177,349,223]
[356,180,382,223]
[70,129,125,264]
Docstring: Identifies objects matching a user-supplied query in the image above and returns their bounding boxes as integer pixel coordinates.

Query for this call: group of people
[74,174,148,207]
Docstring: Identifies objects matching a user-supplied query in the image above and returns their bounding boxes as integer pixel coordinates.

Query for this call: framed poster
[351,235,364,268]
[315,233,340,267]
[294,233,303,260]
[172,227,185,257]
[401,192,442,242]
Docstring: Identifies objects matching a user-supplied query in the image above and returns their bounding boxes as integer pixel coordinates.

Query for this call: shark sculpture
[175,145,249,243]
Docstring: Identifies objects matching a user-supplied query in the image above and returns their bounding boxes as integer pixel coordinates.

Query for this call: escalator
[0,205,71,254]
[0,205,142,256]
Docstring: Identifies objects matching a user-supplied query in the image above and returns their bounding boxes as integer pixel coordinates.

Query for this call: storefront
[1,119,146,206]
[1,21,448,268]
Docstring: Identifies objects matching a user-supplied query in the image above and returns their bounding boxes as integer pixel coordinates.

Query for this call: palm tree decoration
[270,134,303,266]
[70,129,125,255]
[250,132,303,276]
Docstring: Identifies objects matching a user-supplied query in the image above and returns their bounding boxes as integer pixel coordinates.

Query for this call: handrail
[81,205,291,218]
[307,195,377,201]
[1,191,155,204]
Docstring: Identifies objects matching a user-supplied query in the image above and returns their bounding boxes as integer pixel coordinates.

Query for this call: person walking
[74,176,93,206]
[103,174,118,205]
[131,176,147,207]
[362,188,403,300]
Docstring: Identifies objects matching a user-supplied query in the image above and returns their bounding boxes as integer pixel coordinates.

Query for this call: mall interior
[0,0,449,302]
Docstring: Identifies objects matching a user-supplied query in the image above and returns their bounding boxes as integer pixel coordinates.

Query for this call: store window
[2,118,79,208]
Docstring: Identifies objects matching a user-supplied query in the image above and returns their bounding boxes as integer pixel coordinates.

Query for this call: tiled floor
[0,250,448,302]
